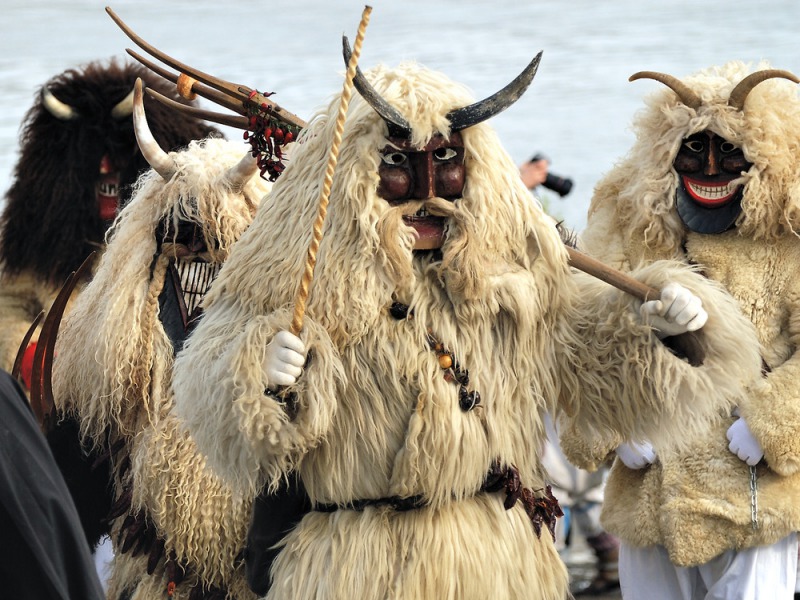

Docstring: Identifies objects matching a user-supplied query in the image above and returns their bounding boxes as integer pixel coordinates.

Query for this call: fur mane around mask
[590,60,800,254]
[0,58,222,285]
[54,137,268,441]
[204,61,569,349]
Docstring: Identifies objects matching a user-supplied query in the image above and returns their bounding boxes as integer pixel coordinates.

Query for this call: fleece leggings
[619,533,798,600]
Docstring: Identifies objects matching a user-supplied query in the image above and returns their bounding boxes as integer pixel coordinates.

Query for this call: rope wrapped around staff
[289,5,372,336]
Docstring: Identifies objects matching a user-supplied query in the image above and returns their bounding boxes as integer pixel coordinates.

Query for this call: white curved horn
[132,78,175,180]
[41,87,77,121]
[224,152,259,192]
[111,86,135,119]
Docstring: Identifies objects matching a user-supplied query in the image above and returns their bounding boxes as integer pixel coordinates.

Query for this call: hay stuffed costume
[52,84,270,600]
[172,58,758,600]
[565,61,800,595]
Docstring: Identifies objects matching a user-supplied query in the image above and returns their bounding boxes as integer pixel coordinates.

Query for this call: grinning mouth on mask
[681,177,740,208]
[96,154,120,223]
[395,197,457,251]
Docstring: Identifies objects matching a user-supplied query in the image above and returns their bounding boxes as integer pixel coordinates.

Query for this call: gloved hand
[640,282,708,338]
[726,416,764,466]
[615,440,656,470]
[263,330,306,388]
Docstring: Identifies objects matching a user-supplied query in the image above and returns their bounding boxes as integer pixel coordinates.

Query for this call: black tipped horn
[343,36,542,135]
[343,36,411,138]
[446,51,542,131]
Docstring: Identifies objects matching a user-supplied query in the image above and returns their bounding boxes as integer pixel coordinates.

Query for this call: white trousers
[619,533,798,600]
[93,535,114,593]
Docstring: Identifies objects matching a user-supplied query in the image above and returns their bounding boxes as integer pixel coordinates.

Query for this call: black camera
[530,154,574,197]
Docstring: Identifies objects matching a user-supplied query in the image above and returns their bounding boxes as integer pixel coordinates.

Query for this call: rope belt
[315,494,426,513]
[311,461,563,540]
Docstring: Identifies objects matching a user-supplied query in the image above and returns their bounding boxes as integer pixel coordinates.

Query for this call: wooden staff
[566,246,660,302]
[566,246,705,366]
[289,5,372,336]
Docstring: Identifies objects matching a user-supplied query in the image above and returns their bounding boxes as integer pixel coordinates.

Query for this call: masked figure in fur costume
[52,79,269,600]
[172,48,761,600]
[561,62,800,598]
[0,58,219,388]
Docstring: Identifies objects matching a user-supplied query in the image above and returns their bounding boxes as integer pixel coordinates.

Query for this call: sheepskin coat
[53,137,269,599]
[173,62,759,600]
[566,61,800,567]
[0,272,61,373]
[0,59,221,380]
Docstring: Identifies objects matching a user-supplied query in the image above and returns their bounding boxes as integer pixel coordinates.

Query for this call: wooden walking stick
[566,246,705,366]
[289,5,372,336]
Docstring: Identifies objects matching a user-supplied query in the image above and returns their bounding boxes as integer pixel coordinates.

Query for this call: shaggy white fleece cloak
[565,61,800,567]
[53,137,269,599]
[173,63,759,599]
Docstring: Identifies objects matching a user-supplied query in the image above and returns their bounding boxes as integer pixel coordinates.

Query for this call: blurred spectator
[543,414,620,596]
[0,369,105,600]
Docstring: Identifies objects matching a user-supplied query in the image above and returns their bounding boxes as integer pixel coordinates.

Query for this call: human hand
[726,417,764,466]
[263,330,306,388]
[615,440,656,470]
[640,282,707,338]
[520,158,549,190]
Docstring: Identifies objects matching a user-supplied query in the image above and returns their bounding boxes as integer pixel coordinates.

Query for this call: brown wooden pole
[566,246,705,366]
[566,246,659,303]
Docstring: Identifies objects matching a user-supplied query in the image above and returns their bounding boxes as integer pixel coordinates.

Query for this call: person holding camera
[520,153,574,197]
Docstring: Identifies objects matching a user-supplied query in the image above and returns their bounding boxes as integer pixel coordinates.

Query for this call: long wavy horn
[342,36,411,137]
[30,252,96,434]
[10,311,45,382]
[132,78,175,180]
[111,86,135,119]
[446,51,542,131]
[728,69,800,111]
[108,7,306,131]
[629,71,702,109]
[144,87,250,130]
[127,49,245,115]
[41,87,77,120]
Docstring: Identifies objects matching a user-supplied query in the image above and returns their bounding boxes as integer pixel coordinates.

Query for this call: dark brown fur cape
[0,58,221,285]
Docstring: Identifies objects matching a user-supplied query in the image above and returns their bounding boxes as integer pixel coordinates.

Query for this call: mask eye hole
[381,151,408,166]
[720,141,738,153]
[433,147,458,161]
[684,140,704,153]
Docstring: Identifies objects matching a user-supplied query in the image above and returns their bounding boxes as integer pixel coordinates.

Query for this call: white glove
[726,417,764,466]
[263,330,306,388]
[640,282,708,338]
[615,440,657,470]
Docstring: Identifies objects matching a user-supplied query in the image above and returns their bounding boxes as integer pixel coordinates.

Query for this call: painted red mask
[377,133,465,250]
[96,154,120,223]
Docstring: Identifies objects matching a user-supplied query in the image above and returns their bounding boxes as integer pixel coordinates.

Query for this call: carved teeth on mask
[684,177,738,206]
[97,181,119,197]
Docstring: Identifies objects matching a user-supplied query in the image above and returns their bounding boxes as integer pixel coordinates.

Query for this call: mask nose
[704,146,721,176]
[411,153,436,200]
[703,132,720,176]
